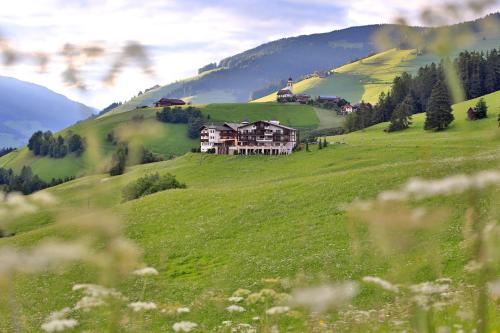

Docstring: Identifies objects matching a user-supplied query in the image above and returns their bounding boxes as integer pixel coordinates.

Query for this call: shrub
[122,173,186,201]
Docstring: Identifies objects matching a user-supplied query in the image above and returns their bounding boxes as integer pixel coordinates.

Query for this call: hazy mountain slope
[254,35,500,104]
[107,13,499,115]
[105,25,390,116]
[0,76,96,148]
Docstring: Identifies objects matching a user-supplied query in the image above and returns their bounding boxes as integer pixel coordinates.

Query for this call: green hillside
[254,36,500,104]
[0,103,325,180]
[1,91,498,332]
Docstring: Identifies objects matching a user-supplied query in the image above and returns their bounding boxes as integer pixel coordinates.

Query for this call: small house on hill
[154,98,186,107]
[340,104,354,114]
[296,94,311,104]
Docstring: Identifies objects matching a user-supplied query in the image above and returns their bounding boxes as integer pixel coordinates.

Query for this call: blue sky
[0,0,499,108]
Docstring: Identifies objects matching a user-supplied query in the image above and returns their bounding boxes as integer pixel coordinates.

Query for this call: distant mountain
[0,76,96,148]
[106,13,499,116]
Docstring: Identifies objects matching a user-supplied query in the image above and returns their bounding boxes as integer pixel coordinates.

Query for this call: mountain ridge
[0,76,97,148]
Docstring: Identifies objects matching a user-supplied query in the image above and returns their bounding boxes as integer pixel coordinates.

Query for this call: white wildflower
[236,323,256,333]
[410,282,449,295]
[133,267,159,276]
[74,296,105,310]
[46,308,71,321]
[488,280,500,297]
[173,321,198,332]
[362,276,399,293]
[252,316,260,321]
[31,191,57,205]
[226,304,245,313]
[222,320,232,326]
[378,170,500,201]
[265,306,290,315]
[177,307,190,314]
[72,284,122,298]
[228,296,244,303]
[292,282,359,312]
[128,301,157,311]
[41,319,78,332]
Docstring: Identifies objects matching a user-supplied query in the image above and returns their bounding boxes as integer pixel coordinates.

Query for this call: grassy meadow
[0,91,499,332]
[0,102,327,181]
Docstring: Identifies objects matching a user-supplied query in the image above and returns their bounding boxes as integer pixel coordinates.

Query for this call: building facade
[154,98,186,107]
[200,121,297,155]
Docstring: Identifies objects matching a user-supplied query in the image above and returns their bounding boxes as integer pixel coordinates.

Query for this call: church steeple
[287,77,293,92]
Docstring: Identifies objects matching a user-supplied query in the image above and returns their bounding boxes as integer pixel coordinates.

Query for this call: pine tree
[387,95,414,132]
[424,81,454,131]
[474,98,488,119]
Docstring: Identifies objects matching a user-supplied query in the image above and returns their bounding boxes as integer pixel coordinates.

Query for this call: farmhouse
[296,94,311,104]
[200,120,297,155]
[340,104,354,114]
[277,89,294,100]
[154,98,186,107]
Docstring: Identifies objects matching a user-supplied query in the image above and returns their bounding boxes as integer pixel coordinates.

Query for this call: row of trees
[156,106,204,139]
[0,166,73,194]
[27,131,85,158]
[456,48,500,100]
[0,147,16,158]
[307,97,350,112]
[344,47,500,133]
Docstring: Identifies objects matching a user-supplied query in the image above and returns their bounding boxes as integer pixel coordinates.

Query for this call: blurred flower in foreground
[292,282,359,313]
[173,321,198,332]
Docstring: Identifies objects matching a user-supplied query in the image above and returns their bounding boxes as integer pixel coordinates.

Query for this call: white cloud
[0,0,498,108]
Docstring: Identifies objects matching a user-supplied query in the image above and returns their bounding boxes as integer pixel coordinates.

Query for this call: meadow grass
[0,103,321,180]
[0,91,498,332]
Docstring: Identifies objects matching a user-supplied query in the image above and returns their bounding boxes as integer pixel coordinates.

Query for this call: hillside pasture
[0,92,499,332]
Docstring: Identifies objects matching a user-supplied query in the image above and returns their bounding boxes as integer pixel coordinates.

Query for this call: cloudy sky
[0,0,499,109]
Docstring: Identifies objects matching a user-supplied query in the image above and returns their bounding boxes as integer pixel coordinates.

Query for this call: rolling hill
[105,13,499,115]
[0,76,96,148]
[254,35,500,104]
[1,91,498,332]
[0,102,339,180]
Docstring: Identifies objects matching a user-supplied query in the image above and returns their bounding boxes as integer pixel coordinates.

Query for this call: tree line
[0,147,16,158]
[156,106,204,139]
[0,166,74,195]
[343,47,500,133]
[28,131,85,158]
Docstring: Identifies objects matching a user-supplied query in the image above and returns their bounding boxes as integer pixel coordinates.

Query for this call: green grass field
[0,102,328,180]
[1,91,498,332]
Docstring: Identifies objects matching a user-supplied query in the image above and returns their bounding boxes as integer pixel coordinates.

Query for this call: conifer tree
[386,95,414,132]
[474,98,488,119]
[424,81,454,131]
